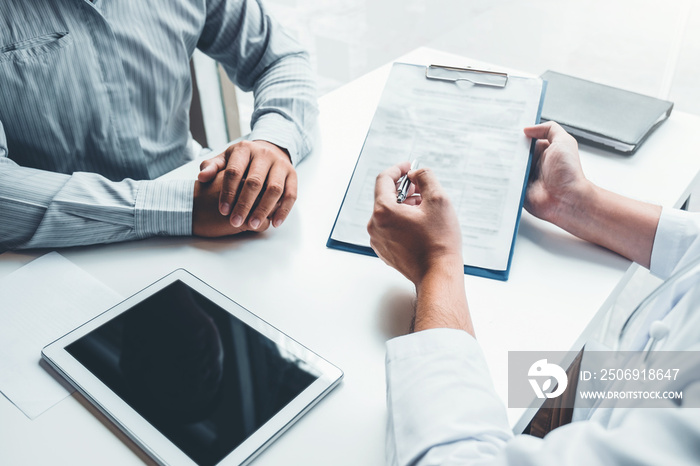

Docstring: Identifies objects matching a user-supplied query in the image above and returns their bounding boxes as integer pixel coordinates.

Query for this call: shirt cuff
[650,207,700,279]
[386,329,511,466]
[387,327,480,361]
[134,179,194,238]
[249,112,303,166]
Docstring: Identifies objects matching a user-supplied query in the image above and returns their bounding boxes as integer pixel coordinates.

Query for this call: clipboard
[327,63,547,281]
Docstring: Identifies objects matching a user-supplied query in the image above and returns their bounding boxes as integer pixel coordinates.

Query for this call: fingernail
[231,215,243,227]
[220,203,231,215]
[250,218,261,229]
[273,218,282,228]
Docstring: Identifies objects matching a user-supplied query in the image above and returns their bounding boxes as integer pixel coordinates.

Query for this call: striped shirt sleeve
[0,0,315,252]
[198,0,318,166]
[0,138,193,252]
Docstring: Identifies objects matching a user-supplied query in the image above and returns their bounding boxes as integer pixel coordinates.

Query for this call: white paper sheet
[331,63,543,273]
[0,252,122,419]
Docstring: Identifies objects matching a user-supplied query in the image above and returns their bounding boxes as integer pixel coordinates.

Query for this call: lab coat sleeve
[385,328,512,466]
[386,328,700,466]
[650,208,700,279]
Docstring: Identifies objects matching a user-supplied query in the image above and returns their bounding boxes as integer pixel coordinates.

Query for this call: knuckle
[283,191,297,203]
[432,192,448,205]
[372,201,388,216]
[234,201,253,213]
[372,202,392,225]
[414,167,432,179]
[266,183,284,196]
[245,177,263,190]
[223,167,240,181]
[221,188,236,200]
[254,206,271,218]
[373,216,389,229]
[276,206,291,218]
[367,219,376,235]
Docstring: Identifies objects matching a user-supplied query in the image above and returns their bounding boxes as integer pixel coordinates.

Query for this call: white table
[2,47,700,466]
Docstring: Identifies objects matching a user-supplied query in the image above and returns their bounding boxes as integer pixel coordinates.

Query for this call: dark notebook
[540,70,673,154]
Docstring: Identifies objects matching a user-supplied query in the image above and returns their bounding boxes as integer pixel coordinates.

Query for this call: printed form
[330,63,544,274]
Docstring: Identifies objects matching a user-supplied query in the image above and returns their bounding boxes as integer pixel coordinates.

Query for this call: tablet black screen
[67,280,318,466]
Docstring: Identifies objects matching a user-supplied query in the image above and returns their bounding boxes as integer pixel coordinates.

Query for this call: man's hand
[523,122,593,225]
[193,170,270,237]
[367,162,473,335]
[367,162,463,286]
[524,121,661,268]
[198,140,297,230]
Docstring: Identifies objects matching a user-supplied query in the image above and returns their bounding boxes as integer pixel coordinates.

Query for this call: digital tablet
[42,269,343,466]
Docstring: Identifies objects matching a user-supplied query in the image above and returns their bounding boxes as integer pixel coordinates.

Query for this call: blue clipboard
[327,63,548,281]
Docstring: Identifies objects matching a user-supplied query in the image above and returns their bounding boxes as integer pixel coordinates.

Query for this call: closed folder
[540,71,673,154]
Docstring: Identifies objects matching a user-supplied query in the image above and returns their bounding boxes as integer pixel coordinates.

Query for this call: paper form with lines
[327,63,546,280]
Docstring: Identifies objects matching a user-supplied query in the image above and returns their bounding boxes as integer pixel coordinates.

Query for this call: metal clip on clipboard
[425,64,509,88]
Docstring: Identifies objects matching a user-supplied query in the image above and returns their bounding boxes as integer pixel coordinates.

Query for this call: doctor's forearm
[413,259,474,336]
[552,182,661,269]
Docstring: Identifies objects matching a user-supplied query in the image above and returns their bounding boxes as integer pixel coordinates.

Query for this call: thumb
[524,121,572,145]
[408,167,444,201]
[197,154,226,182]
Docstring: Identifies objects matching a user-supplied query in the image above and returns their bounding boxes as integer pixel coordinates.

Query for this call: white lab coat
[385,208,700,465]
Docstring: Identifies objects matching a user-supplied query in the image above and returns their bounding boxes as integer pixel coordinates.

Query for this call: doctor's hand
[523,122,594,226]
[367,163,463,286]
[524,121,661,269]
[197,140,297,230]
[193,170,271,237]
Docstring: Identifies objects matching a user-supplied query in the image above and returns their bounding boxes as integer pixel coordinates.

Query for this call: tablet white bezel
[42,269,343,466]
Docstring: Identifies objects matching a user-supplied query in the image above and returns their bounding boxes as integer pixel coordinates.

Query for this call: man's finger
[402,196,422,206]
[247,161,289,230]
[198,153,228,182]
[272,171,298,228]
[375,161,412,204]
[523,122,555,141]
[251,216,272,233]
[219,145,251,216]
[523,121,572,144]
[230,156,270,227]
[407,167,444,201]
[533,139,550,161]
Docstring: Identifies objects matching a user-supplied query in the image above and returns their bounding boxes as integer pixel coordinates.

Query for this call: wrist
[413,257,473,335]
[248,112,300,165]
[549,179,598,231]
[253,139,291,160]
[415,254,464,291]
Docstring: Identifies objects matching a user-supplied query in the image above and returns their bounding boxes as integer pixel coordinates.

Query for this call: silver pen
[396,160,418,203]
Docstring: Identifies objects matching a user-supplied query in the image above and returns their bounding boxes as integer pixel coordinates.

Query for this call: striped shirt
[0,0,317,252]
